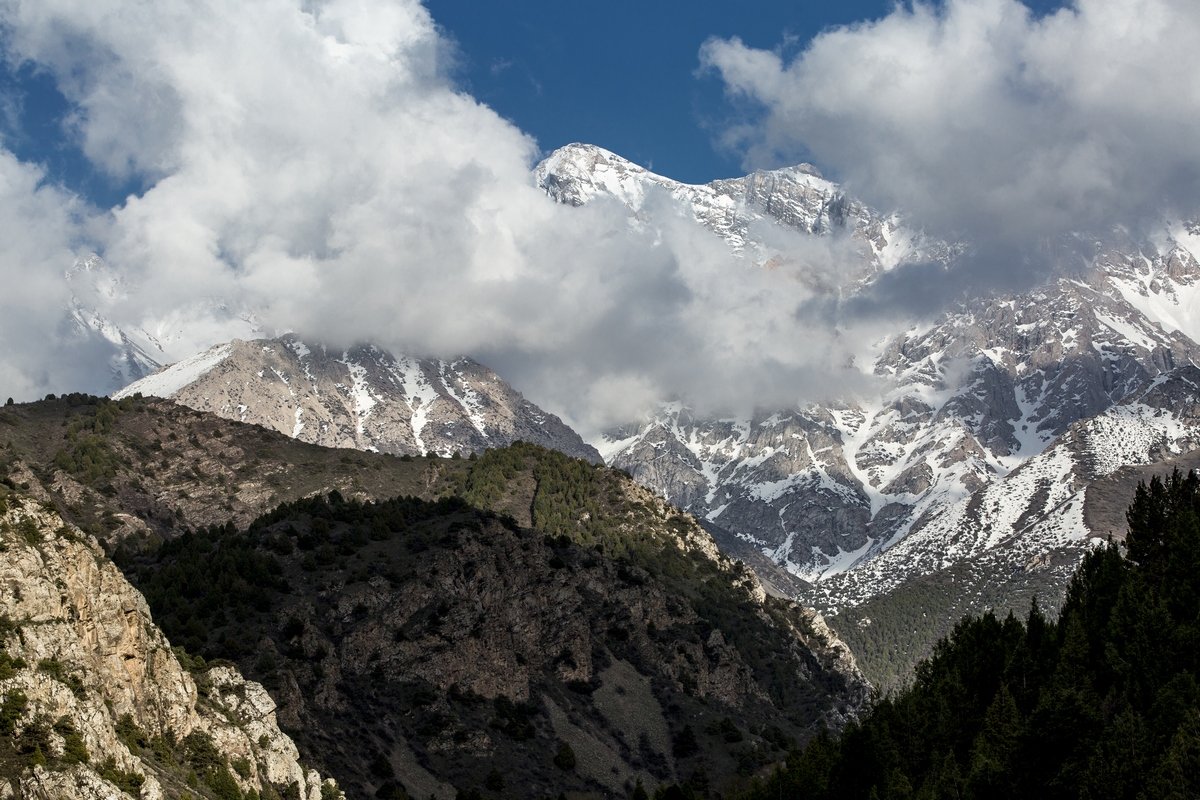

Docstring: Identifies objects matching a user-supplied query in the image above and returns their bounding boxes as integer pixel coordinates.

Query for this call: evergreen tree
[966,685,1020,800]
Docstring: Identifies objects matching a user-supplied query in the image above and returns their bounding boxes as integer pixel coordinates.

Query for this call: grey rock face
[115,335,601,462]
[0,497,338,799]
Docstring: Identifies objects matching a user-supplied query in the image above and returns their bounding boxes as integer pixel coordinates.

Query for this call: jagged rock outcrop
[115,335,600,462]
[0,496,340,799]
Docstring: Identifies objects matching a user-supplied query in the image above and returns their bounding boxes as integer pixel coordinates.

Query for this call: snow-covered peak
[534,143,664,209]
[534,142,838,219]
[64,253,264,392]
[535,142,938,280]
[66,252,108,279]
[66,252,127,305]
[114,335,601,463]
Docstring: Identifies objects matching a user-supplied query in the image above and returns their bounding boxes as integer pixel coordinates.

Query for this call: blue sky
[427,0,897,183]
[0,0,1074,207]
[427,0,1067,184]
[0,62,146,209]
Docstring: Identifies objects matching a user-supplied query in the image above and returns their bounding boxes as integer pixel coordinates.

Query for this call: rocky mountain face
[0,396,868,797]
[0,495,337,799]
[535,144,1200,682]
[114,335,600,462]
[826,366,1200,686]
[824,365,1200,610]
[598,248,1200,584]
[66,257,600,468]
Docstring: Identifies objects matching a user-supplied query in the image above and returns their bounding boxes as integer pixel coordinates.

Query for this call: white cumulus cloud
[701,0,1200,300]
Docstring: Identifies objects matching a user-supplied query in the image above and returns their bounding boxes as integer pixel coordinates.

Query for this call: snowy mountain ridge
[114,334,600,462]
[65,253,261,388]
[535,142,932,278]
[534,143,1200,627]
[599,242,1200,582]
[819,365,1200,611]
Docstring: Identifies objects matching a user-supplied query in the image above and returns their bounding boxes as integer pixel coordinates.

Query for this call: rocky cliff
[0,495,339,799]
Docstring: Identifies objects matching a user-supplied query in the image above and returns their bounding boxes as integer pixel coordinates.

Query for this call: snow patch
[113,343,232,400]
[1111,275,1200,343]
[394,356,440,455]
[343,358,377,438]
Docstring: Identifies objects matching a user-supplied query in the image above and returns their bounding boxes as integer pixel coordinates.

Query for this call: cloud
[700,0,1200,299]
[0,149,104,400]
[0,0,886,433]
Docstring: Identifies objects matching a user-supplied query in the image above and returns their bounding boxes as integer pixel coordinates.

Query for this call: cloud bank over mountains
[0,0,1194,432]
[0,0,887,429]
[702,0,1200,302]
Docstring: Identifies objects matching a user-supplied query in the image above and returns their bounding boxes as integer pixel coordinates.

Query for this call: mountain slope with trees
[741,469,1200,800]
[117,443,867,799]
[0,393,473,545]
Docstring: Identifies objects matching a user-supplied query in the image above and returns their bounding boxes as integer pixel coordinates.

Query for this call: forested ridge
[115,442,866,798]
[740,470,1200,799]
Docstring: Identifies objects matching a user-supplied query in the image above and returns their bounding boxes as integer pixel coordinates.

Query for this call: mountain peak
[534,143,657,208]
[115,334,602,462]
[535,141,917,277]
[536,142,827,192]
[538,142,642,171]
